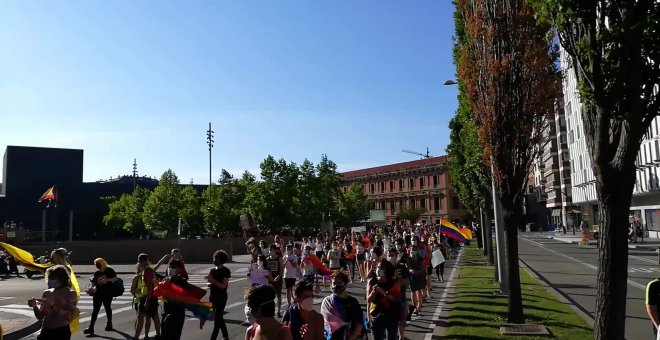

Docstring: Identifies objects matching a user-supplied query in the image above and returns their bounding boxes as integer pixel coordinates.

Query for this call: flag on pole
[38,186,57,207]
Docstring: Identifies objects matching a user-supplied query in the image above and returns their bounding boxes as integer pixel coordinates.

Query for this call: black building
[0,145,164,240]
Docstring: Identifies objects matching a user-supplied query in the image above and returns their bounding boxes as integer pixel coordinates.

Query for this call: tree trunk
[484,205,495,266]
[594,169,635,340]
[503,209,524,324]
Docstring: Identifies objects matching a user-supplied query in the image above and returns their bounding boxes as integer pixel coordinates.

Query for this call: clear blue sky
[0,1,458,183]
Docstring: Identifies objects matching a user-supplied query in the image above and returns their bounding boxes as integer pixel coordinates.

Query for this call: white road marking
[521,236,647,290]
[78,305,134,323]
[630,255,659,265]
[0,307,38,318]
[424,251,463,340]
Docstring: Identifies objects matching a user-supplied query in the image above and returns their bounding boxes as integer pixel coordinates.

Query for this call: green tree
[293,159,321,231]
[528,1,660,338]
[143,169,182,234]
[103,186,151,235]
[316,154,342,222]
[454,0,560,323]
[179,185,203,237]
[336,182,370,226]
[396,206,426,225]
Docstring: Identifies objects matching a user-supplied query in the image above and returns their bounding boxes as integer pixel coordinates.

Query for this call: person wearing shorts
[283,244,300,309]
[301,246,316,284]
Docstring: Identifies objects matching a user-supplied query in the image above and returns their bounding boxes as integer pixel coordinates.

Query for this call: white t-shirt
[302,256,315,275]
[328,249,340,269]
[249,268,270,286]
[315,242,324,252]
[284,254,299,278]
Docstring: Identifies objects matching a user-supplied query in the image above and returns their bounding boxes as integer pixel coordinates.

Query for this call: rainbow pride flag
[440,219,470,245]
[153,279,213,329]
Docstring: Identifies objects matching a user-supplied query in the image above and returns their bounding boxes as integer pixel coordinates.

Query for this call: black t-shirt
[209,266,231,301]
[92,267,117,293]
[329,295,364,340]
[267,257,282,278]
[646,278,660,307]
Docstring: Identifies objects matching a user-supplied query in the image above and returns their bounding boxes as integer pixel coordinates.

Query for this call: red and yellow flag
[38,186,57,207]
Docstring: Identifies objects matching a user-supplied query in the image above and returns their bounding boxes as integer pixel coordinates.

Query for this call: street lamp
[206,122,214,188]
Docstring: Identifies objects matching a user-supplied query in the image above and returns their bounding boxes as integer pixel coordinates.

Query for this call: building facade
[341,156,469,226]
[561,46,660,236]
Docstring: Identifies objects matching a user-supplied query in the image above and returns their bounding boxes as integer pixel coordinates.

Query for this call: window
[433,175,438,187]
[410,199,416,208]
[421,198,426,208]
[380,182,385,192]
[452,197,460,209]
[389,181,394,191]
[398,179,404,191]
[391,200,396,212]
[646,209,660,231]
[579,155,583,170]
[434,197,440,212]
[370,183,374,194]
[409,178,415,189]
[569,130,575,144]
[420,177,425,189]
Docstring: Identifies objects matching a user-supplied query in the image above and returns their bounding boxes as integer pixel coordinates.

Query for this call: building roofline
[341,156,448,178]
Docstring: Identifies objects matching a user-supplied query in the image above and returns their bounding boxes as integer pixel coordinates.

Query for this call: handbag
[112,277,125,297]
[85,284,96,296]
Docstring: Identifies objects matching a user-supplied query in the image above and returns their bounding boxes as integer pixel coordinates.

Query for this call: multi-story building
[341,156,469,226]
[561,46,660,237]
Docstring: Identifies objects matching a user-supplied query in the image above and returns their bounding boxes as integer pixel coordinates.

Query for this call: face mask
[388,256,397,264]
[48,279,60,289]
[332,285,346,294]
[168,268,178,277]
[300,297,314,311]
[418,250,426,258]
[377,269,386,278]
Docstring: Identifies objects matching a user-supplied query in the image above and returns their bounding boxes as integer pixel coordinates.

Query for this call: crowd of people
[10,223,465,340]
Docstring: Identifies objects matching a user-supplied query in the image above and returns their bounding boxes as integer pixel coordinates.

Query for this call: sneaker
[105,323,113,331]
[83,327,94,335]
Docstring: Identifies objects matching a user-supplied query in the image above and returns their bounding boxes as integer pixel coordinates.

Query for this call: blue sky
[0,1,458,183]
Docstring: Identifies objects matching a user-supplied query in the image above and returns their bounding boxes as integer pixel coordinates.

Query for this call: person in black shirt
[282,281,324,340]
[320,272,364,340]
[208,250,231,340]
[267,245,284,317]
[84,258,117,335]
[161,260,187,340]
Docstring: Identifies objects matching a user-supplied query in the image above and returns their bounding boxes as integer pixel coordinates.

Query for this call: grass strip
[442,245,593,339]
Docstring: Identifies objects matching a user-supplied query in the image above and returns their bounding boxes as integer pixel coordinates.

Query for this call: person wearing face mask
[83,258,117,335]
[131,253,161,340]
[160,260,188,340]
[208,250,231,340]
[245,284,293,340]
[320,272,365,340]
[355,240,367,283]
[154,249,189,281]
[267,245,285,317]
[389,247,410,338]
[284,245,300,307]
[328,242,341,272]
[301,246,315,284]
[282,281,324,340]
[28,265,78,340]
[367,259,401,340]
[407,245,426,316]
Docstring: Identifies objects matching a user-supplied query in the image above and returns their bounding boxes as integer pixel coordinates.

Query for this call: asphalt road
[0,258,457,340]
[519,233,659,340]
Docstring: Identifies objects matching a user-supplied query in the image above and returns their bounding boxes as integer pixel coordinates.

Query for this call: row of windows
[372,196,462,211]
[345,175,442,194]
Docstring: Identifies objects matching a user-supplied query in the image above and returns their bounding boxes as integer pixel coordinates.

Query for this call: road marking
[0,307,38,318]
[225,301,244,310]
[79,305,134,323]
[229,277,247,284]
[424,253,463,340]
[520,237,647,290]
[630,255,659,265]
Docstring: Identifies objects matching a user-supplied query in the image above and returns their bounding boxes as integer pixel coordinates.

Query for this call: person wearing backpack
[84,258,117,335]
[131,253,161,340]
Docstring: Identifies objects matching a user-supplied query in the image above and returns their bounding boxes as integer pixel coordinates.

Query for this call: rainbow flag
[153,279,213,329]
[304,254,335,278]
[440,219,470,245]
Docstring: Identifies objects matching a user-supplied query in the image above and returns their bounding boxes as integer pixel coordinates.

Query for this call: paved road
[1,258,457,340]
[519,233,658,340]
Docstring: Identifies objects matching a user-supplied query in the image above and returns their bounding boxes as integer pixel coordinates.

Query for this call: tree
[527,2,660,338]
[179,186,203,237]
[294,159,322,231]
[316,154,342,222]
[454,0,560,323]
[143,169,182,234]
[103,186,151,235]
[396,207,427,225]
[336,182,370,226]
[202,170,255,236]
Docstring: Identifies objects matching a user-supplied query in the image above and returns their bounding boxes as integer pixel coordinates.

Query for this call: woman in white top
[283,245,300,307]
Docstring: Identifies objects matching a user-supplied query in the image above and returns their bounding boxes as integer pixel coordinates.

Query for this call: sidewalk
[532,231,660,251]
[1,309,40,340]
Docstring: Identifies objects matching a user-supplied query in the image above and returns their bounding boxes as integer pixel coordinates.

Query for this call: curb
[4,319,42,340]
[542,235,659,251]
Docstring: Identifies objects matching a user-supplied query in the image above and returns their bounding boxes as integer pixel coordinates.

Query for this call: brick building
[341,156,469,226]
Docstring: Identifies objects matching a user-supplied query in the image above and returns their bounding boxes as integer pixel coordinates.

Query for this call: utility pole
[206,122,214,188]
[132,159,138,191]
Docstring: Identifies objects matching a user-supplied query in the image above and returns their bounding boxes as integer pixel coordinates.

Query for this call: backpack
[112,277,125,297]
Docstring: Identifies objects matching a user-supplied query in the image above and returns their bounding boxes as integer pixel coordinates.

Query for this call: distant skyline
[0,1,459,183]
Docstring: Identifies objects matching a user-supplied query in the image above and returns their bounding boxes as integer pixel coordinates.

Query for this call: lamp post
[206,122,214,188]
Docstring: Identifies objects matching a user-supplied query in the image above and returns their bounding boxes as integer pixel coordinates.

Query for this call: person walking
[245,284,293,340]
[367,259,401,340]
[131,253,161,340]
[320,271,364,340]
[209,250,231,340]
[282,281,324,340]
[267,245,285,317]
[284,244,300,307]
[407,245,426,316]
[28,265,78,340]
[84,258,118,335]
[160,260,187,340]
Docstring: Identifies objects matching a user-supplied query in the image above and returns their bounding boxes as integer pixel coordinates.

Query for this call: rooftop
[342,156,447,178]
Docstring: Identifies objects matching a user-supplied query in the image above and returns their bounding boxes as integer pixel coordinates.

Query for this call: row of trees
[449,0,659,338]
[102,155,371,237]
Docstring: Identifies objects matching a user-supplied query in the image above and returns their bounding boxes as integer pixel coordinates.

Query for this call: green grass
[442,246,593,339]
